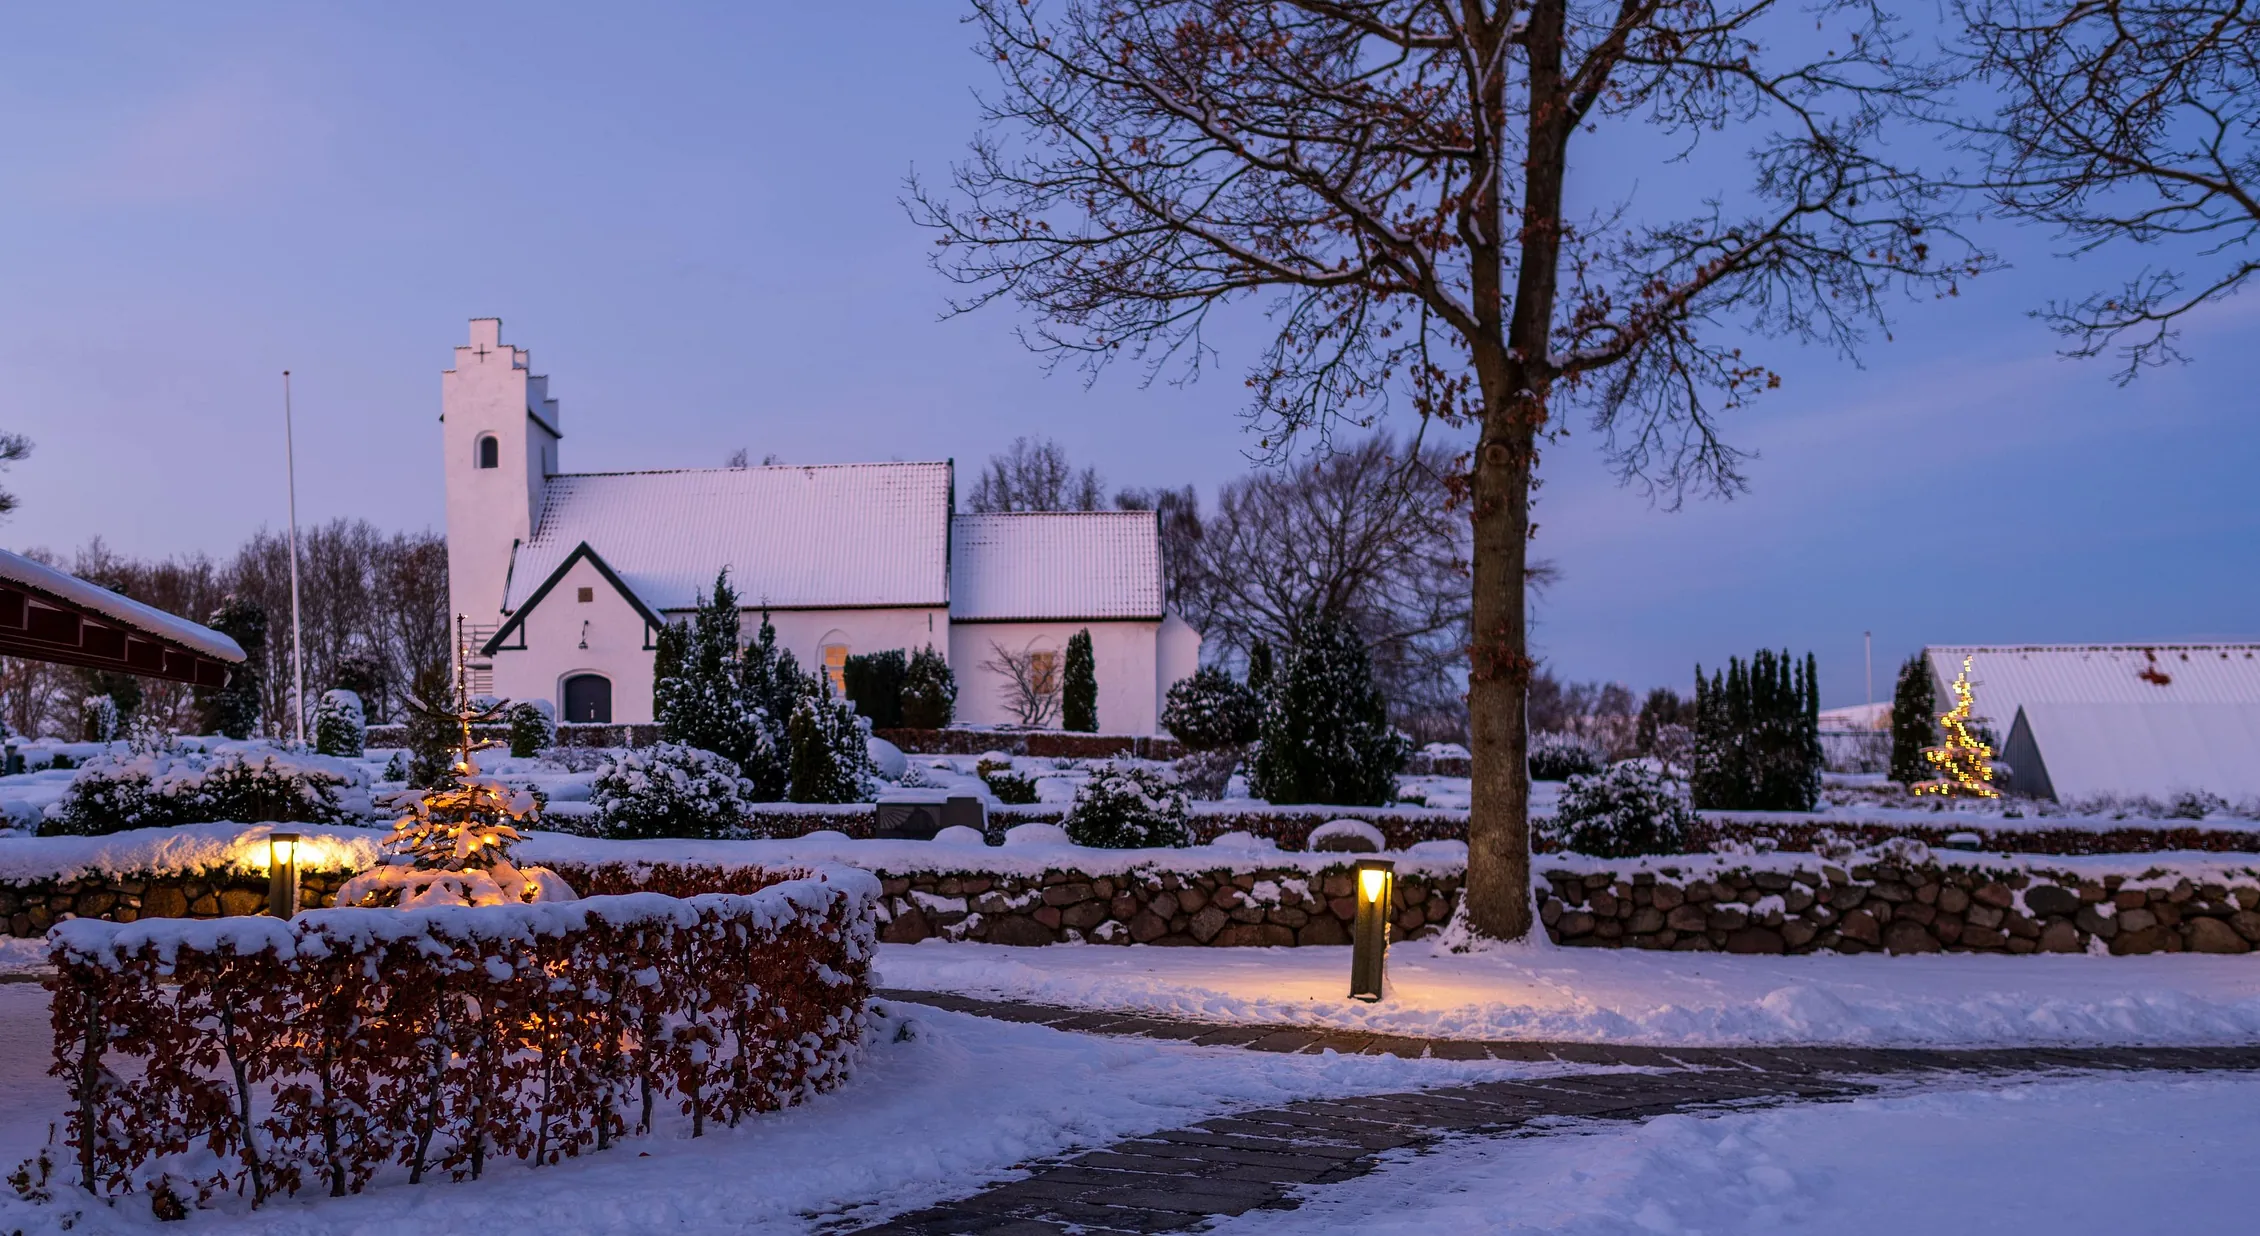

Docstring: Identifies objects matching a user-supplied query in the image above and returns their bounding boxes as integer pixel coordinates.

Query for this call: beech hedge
[42,869,878,1211]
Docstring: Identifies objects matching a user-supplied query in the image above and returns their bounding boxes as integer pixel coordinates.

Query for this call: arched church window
[820,637,850,697]
[562,673,612,723]
[476,434,500,469]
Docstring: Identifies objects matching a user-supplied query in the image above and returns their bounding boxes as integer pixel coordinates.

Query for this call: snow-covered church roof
[506,463,953,613]
[1926,643,2260,800]
[951,511,1164,622]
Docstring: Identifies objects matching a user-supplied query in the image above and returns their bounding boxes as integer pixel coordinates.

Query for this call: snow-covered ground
[1209,1073,2260,1234]
[0,984,1575,1235]
[877,938,2260,1047]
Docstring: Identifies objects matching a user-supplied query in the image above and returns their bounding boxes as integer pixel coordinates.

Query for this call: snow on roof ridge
[555,460,950,481]
[1929,642,2260,653]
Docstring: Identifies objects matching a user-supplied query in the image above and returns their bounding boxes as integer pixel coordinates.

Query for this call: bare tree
[967,435,1107,511]
[1960,0,2260,377]
[982,638,1063,726]
[1180,433,1470,737]
[911,0,1977,937]
[1111,483,1207,612]
[0,433,31,520]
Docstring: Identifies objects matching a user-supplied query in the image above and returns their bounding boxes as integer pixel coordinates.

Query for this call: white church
[441,319,1201,734]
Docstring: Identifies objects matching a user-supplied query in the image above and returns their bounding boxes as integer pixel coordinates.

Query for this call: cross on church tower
[473,343,491,359]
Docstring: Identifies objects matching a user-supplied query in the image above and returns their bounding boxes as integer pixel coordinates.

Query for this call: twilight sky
[0,4,2251,708]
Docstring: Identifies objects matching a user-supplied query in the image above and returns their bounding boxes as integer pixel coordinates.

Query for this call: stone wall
[1537,861,2260,955]
[873,865,1459,948]
[3,871,350,937]
[874,729,1185,760]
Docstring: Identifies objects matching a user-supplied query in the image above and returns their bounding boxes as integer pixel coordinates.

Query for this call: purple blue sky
[0,4,2252,707]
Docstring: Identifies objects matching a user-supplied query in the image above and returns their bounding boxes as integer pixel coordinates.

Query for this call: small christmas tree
[1246,612,1407,806]
[786,685,879,804]
[313,689,365,758]
[339,618,576,909]
[1912,655,1999,799]
[900,643,957,728]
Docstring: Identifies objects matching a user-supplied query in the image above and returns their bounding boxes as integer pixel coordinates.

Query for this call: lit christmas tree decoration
[338,617,576,907]
[1912,655,2001,800]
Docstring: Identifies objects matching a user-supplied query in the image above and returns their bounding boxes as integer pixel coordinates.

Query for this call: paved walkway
[849,990,2260,1235]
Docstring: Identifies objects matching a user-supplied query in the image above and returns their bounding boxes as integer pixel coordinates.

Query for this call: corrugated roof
[950,511,1163,621]
[506,463,952,613]
[1927,644,2260,800]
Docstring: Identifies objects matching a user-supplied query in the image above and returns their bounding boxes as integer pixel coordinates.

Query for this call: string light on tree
[1912,655,2000,800]
[338,616,576,907]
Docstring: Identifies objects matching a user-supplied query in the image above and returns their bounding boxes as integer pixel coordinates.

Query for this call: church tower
[441,319,561,650]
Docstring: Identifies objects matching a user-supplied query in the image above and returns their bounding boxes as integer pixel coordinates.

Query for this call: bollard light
[268,832,300,918]
[1348,857,1394,1002]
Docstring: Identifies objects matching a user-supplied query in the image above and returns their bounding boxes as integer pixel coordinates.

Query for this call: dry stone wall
[872,865,1461,947]
[1538,861,2260,955]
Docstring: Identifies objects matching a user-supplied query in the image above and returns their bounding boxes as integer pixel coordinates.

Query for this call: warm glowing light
[1359,867,1388,903]
[269,834,299,869]
[1913,655,2001,800]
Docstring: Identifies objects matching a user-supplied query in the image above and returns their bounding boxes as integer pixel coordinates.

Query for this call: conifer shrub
[1553,763,1694,857]
[590,742,756,840]
[402,661,458,789]
[506,699,555,758]
[786,689,879,804]
[313,689,366,758]
[843,649,909,728]
[655,571,780,791]
[1061,629,1098,732]
[79,695,118,744]
[900,643,957,728]
[196,595,266,739]
[1246,613,1408,806]
[1172,747,1242,800]
[1691,649,1822,810]
[1161,667,1263,750]
[1890,653,1937,786]
[976,756,1041,804]
[1527,730,1605,781]
[1063,761,1190,848]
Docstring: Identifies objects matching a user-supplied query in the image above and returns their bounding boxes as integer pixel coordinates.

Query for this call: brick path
[845,990,2260,1234]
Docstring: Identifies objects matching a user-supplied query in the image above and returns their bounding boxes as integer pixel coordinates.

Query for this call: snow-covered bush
[975,755,1040,804]
[1161,667,1262,751]
[900,642,957,728]
[1307,818,1385,853]
[1247,613,1407,806]
[1173,747,1241,800]
[786,693,878,804]
[590,742,756,840]
[2168,790,2230,820]
[1527,730,1605,781]
[1063,761,1190,848]
[80,695,119,744]
[42,747,361,836]
[507,698,555,758]
[313,689,366,758]
[1553,762,1694,858]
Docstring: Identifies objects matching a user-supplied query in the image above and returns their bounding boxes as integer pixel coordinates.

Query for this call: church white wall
[1157,612,1203,712]
[488,557,655,724]
[442,319,559,631]
[949,620,1164,735]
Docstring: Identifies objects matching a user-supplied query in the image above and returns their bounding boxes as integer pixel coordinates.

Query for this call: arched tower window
[475,434,500,469]
[562,673,612,723]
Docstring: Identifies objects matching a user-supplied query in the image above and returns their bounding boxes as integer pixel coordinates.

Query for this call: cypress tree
[1061,629,1098,732]
[1246,612,1407,806]
[1692,650,1820,811]
[1890,654,1937,786]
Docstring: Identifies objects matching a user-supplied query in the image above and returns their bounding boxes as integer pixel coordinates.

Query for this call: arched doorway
[562,673,612,723]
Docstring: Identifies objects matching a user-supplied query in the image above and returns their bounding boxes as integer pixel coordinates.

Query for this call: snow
[1207,1073,2260,1234]
[950,511,1163,621]
[875,938,2260,1048]
[0,987,1573,1235]
[0,547,245,663]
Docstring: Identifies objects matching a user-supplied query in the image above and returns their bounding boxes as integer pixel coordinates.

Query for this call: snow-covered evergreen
[900,642,957,728]
[507,698,555,757]
[1553,762,1695,857]
[1063,761,1191,848]
[78,695,118,744]
[589,741,758,839]
[1061,629,1097,732]
[1161,666,1262,750]
[313,689,366,758]
[1246,613,1406,806]
[42,745,363,835]
[787,689,879,804]
[655,571,781,791]
[1527,730,1606,781]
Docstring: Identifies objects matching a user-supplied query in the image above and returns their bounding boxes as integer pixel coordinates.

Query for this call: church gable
[482,542,661,655]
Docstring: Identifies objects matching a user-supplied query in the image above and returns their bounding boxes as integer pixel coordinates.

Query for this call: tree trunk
[1462,415,1535,941]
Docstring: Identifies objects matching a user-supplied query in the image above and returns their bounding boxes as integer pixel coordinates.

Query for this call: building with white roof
[443,319,1200,732]
[1923,644,2260,802]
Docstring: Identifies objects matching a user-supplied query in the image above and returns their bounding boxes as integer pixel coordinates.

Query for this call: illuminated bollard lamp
[1348,857,1394,1002]
[267,831,300,918]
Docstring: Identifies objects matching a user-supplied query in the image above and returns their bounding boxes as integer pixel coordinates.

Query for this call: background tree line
[0,521,447,740]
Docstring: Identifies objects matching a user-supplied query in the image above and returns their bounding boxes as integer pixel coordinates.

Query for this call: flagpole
[284,371,306,749]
